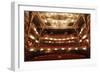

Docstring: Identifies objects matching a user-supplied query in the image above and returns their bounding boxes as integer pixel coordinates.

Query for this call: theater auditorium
[24,11,90,61]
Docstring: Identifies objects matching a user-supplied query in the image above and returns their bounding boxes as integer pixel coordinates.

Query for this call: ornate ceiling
[39,12,80,29]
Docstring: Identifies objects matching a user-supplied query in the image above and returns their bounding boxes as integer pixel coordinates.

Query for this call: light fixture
[57,39,60,40]
[45,37,48,39]
[79,39,82,42]
[34,27,37,31]
[66,38,69,40]
[68,48,71,51]
[47,48,51,51]
[54,38,57,41]
[29,35,35,40]
[86,39,89,42]
[75,47,78,50]
[62,38,66,40]
[68,41,71,43]
[54,48,58,51]
[61,48,65,50]
[79,28,84,34]
[35,31,39,35]
[71,37,74,39]
[44,20,47,23]
[34,27,39,35]
[28,41,32,46]
[29,48,35,52]
[49,38,53,40]
[40,48,44,51]
[48,41,52,43]
[71,19,75,22]
[45,48,51,53]
[82,47,87,50]
[35,40,39,43]
[82,35,87,39]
